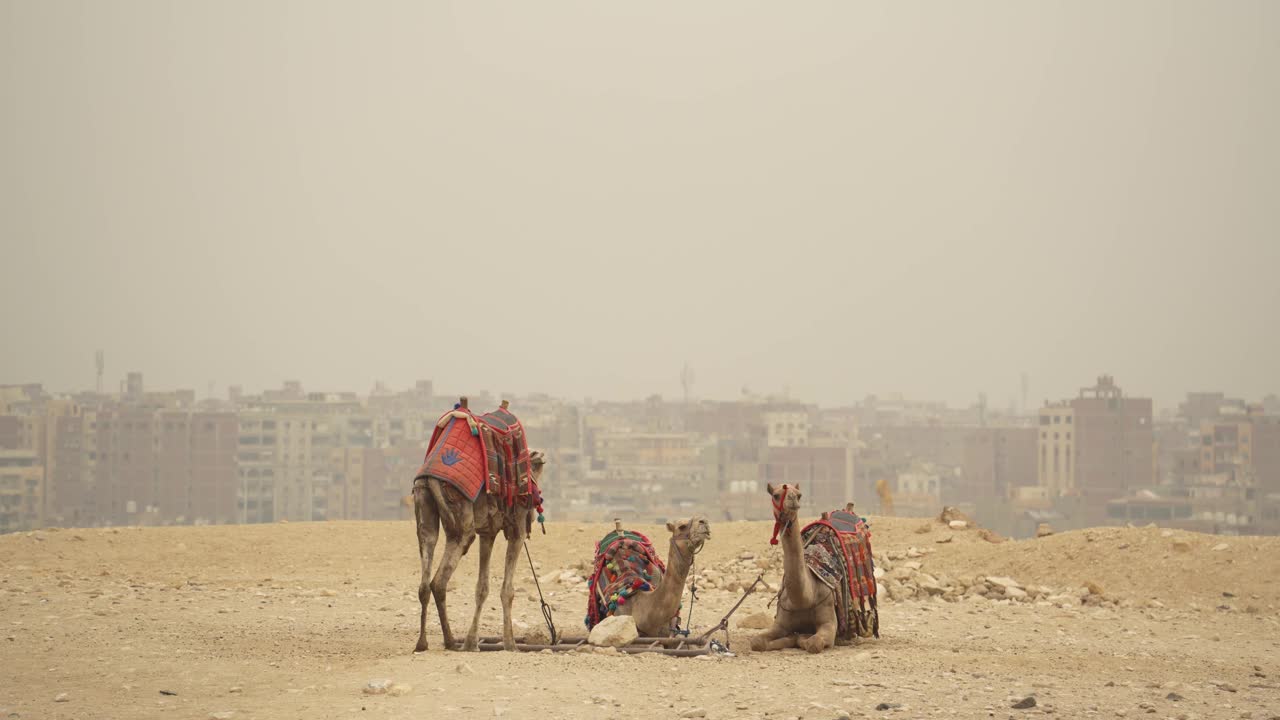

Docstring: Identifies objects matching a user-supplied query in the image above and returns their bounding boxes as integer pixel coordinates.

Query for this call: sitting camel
[412,447,546,653]
[592,516,711,636]
[750,483,840,654]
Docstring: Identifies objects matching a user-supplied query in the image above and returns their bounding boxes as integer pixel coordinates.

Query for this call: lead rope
[523,541,558,646]
[674,541,706,636]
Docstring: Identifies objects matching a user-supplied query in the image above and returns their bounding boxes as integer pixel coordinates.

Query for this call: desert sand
[2,515,1278,720]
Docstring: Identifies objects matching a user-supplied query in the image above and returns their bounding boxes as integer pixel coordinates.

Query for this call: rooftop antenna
[95,350,104,393]
[680,363,694,405]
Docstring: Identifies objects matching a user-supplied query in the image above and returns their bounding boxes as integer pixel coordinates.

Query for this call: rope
[523,541,558,645]
[695,574,765,644]
[673,540,706,636]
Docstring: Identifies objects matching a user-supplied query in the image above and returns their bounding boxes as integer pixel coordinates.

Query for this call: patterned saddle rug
[585,528,667,630]
[801,509,879,640]
[414,405,540,507]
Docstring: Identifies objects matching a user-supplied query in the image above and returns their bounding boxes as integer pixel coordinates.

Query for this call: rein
[523,540,558,645]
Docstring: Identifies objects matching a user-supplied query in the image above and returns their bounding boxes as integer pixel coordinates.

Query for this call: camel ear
[666,521,676,533]
[766,483,776,495]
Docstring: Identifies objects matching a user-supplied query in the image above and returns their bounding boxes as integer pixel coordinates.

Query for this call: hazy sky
[2,1,1277,409]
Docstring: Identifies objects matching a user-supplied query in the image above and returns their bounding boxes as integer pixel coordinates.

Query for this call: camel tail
[426,477,455,530]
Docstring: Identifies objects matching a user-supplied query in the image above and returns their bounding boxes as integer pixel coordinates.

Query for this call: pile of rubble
[875,546,1111,607]
[537,513,1120,610]
[690,550,779,593]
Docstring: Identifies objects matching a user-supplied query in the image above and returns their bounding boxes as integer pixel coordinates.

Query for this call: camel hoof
[749,635,769,652]
[413,640,429,653]
[461,639,480,652]
[800,637,825,654]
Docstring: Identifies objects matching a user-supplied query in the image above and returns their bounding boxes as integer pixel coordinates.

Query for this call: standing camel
[750,483,840,654]
[589,516,711,636]
[412,445,546,653]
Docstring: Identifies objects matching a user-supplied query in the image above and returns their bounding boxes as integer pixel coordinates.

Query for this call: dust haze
[3,1,1278,406]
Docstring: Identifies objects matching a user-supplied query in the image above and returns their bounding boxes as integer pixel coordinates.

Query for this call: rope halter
[770,485,792,546]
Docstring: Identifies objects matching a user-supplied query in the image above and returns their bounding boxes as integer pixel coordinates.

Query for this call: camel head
[766,483,802,522]
[529,450,547,482]
[767,483,801,545]
[666,515,711,557]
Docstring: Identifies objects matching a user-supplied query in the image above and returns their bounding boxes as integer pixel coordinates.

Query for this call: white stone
[948,520,968,530]
[986,576,1023,590]
[363,679,392,695]
[588,615,638,647]
[1212,543,1229,551]
[525,624,552,645]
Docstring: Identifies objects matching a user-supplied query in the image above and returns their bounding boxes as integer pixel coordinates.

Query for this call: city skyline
[5,362,1275,416]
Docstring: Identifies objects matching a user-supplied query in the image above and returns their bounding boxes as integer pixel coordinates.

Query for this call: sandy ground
[2,516,1278,720]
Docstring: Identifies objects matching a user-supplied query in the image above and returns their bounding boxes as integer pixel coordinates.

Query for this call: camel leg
[750,622,798,652]
[431,534,466,650]
[764,634,800,651]
[412,485,439,653]
[462,533,496,651]
[498,526,525,651]
[798,625,836,654]
[800,606,838,654]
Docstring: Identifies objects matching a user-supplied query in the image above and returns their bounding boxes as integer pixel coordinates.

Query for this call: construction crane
[875,478,895,517]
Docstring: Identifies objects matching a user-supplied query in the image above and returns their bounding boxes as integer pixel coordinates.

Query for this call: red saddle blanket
[801,509,879,640]
[414,406,539,506]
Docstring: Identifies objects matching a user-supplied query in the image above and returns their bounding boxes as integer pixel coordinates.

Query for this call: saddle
[584,528,667,630]
[414,404,540,508]
[801,508,879,640]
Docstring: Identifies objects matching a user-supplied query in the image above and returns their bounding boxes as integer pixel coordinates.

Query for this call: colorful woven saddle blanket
[801,509,879,640]
[414,406,540,506]
[584,529,667,630]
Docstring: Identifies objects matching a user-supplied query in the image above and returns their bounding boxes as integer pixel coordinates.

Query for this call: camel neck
[779,518,810,602]
[650,538,692,610]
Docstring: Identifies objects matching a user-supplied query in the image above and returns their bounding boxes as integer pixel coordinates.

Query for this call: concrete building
[0,450,43,533]
[763,405,810,448]
[1179,392,1247,429]
[957,427,1038,503]
[894,462,945,517]
[1037,405,1076,495]
[89,406,238,526]
[587,431,716,521]
[1039,376,1154,524]
[762,445,853,514]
